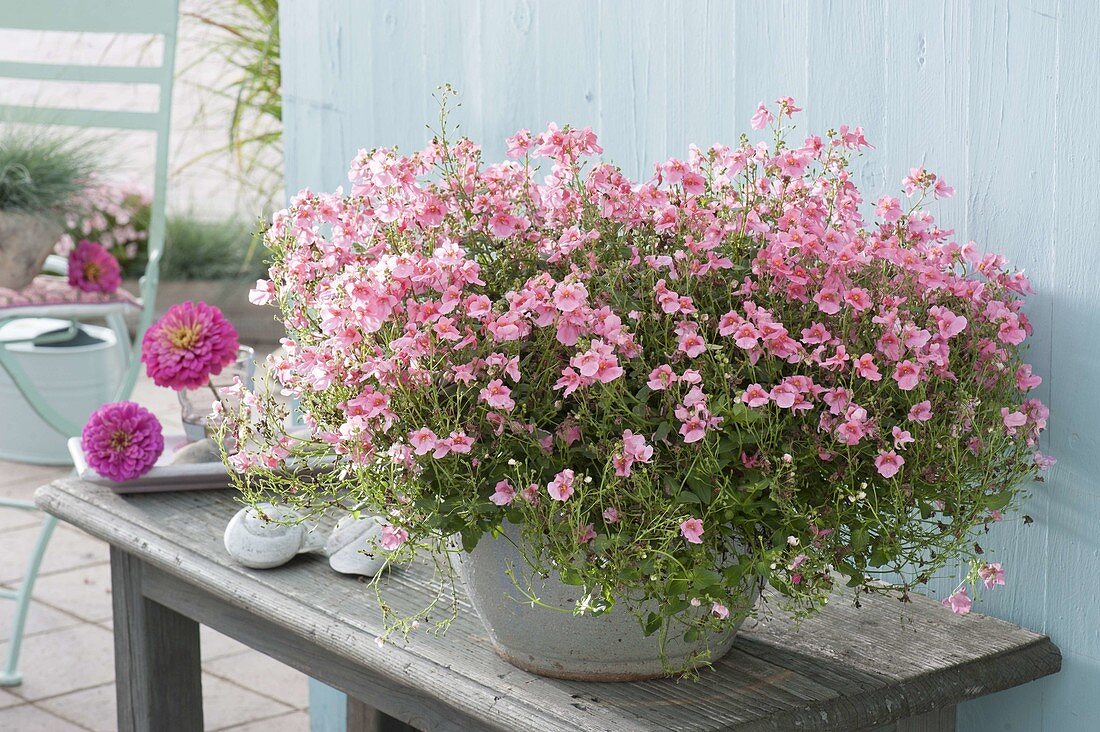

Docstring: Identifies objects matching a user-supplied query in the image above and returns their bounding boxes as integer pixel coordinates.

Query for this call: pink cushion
[0,275,141,318]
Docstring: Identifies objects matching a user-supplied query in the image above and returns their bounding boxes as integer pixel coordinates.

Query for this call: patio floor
[0,367,310,730]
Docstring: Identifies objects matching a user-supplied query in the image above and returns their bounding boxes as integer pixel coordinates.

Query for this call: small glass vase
[178,345,256,442]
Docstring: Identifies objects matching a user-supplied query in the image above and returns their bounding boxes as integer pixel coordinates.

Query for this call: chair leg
[0,514,58,686]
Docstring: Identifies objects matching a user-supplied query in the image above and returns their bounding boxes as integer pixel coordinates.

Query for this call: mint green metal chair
[0,0,180,685]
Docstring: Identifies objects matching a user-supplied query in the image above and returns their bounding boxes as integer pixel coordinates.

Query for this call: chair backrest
[0,0,180,398]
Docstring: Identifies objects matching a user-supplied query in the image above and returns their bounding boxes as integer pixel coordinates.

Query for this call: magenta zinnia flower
[81,401,164,481]
[68,240,121,293]
[141,301,239,390]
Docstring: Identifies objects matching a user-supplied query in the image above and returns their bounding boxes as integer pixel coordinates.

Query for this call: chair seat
[0,275,141,320]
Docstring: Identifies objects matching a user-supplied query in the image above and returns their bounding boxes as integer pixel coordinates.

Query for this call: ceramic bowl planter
[0,211,63,291]
[453,523,759,681]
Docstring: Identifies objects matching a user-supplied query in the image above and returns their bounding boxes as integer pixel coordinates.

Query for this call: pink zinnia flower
[380,524,409,551]
[980,562,1005,590]
[68,240,121,294]
[490,480,515,506]
[942,588,972,615]
[141,301,239,390]
[875,450,904,479]
[81,401,163,481]
[680,517,704,544]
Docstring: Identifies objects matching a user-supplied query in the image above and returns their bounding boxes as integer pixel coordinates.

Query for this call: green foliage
[0,131,95,217]
[161,215,266,281]
[188,0,282,193]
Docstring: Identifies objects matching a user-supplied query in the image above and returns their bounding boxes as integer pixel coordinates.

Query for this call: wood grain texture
[278,2,1097,728]
[110,547,204,732]
[37,480,1059,731]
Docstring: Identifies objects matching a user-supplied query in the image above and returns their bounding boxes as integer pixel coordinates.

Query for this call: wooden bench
[34,478,1060,731]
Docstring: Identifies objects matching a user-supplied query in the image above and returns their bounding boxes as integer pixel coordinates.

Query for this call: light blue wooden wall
[281,2,1099,729]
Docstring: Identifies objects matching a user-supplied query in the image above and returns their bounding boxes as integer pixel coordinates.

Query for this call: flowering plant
[226,92,1050,642]
[56,179,151,278]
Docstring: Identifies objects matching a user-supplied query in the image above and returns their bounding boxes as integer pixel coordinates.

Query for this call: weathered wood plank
[38,480,1060,731]
[346,695,419,732]
[110,547,204,732]
[139,561,499,732]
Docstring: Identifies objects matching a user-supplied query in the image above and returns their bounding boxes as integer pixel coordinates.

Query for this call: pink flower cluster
[238,95,1051,625]
[57,179,151,274]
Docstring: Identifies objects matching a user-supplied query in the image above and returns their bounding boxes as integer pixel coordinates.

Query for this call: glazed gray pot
[453,524,758,681]
[0,211,63,291]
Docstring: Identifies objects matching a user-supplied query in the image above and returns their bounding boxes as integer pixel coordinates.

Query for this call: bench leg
[347,695,418,732]
[111,547,204,732]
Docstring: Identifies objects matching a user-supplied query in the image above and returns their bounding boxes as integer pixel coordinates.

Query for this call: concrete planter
[453,523,758,681]
[0,211,63,291]
[123,278,284,345]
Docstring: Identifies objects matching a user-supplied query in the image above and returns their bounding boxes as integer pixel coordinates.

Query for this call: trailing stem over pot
[222,89,1052,647]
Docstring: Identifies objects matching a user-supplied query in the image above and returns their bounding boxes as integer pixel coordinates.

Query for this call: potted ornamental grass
[0,132,94,290]
[221,92,1051,680]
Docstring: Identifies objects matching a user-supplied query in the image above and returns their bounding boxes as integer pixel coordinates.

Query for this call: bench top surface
[35,478,1060,731]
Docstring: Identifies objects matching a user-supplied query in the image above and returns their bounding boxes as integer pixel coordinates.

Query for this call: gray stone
[223,503,323,569]
[171,438,222,465]
[324,513,390,576]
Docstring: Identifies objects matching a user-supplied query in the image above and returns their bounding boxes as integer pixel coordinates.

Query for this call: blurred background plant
[0,131,95,220]
[55,180,152,278]
[160,215,266,282]
[184,0,282,206]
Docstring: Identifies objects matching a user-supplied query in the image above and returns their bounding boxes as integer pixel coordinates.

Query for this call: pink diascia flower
[980,562,1005,590]
[479,379,515,411]
[141,301,239,390]
[380,524,409,551]
[80,401,164,482]
[892,360,921,391]
[68,240,121,293]
[547,469,576,501]
[908,400,933,422]
[490,479,515,506]
[680,517,704,544]
[942,588,972,615]
[874,450,905,479]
